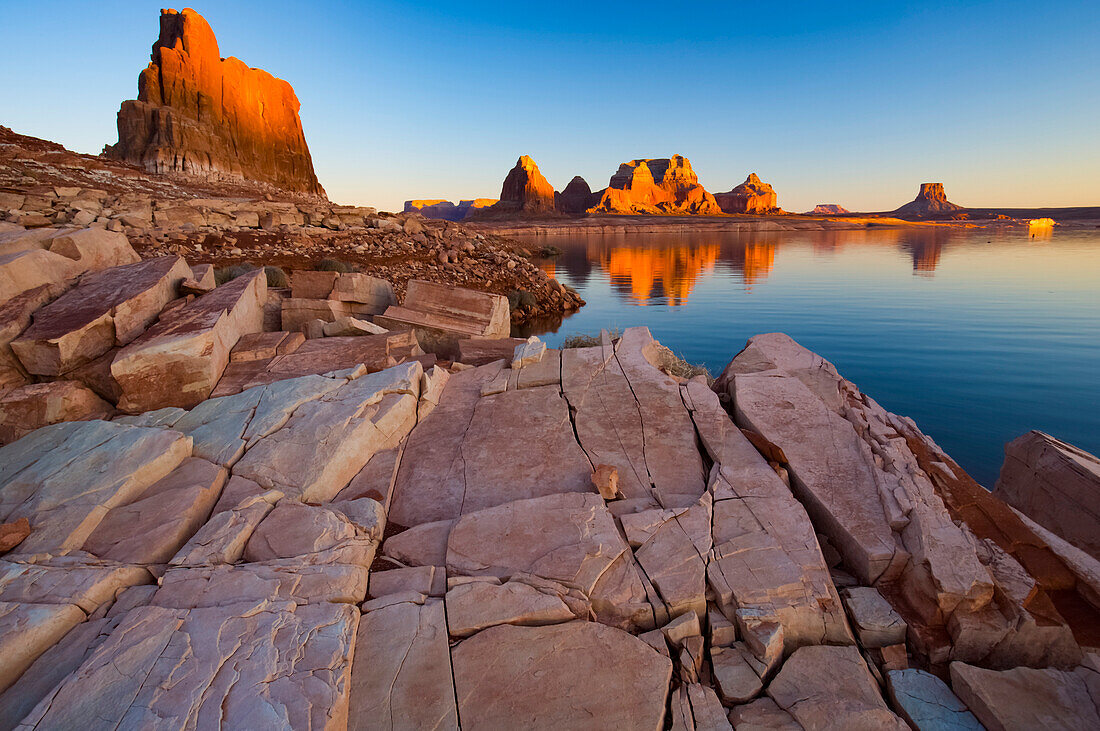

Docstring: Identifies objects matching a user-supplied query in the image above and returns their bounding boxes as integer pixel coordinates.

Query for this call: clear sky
[1,1,1098,212]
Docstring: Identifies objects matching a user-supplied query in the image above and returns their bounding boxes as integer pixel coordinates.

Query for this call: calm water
[515,226,1100,487]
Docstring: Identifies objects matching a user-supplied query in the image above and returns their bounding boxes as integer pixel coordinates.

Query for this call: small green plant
[263,265,289,288]
[316,258,356,273]
[213,263,257,285]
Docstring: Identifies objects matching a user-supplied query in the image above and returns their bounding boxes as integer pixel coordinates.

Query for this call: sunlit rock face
[893,183,963,218]
[805,204,850,215]
[479,156,557,216]
[589,155,722,215]
[715,173,779,214]
[106,8,324,196]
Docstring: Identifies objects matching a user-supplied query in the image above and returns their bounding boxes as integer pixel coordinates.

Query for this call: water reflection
[535,227,966,306]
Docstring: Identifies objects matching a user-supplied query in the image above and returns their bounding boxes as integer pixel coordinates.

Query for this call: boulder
[885,669,983,731]
[715,173,779,214]
[0,228,138,302]
[950,661,1100,731]
[112,268,266,412]
[375,279,510,345]
[893,183,963,218]
[105,8,325,195]
[11,256,191,376]
[451,621,671,729]
[995,431,1100,560]
[766,645,909,730]
[0,381,113,445]
[842,586,908,648]
[444,579,574,638]
[0,285,55,393]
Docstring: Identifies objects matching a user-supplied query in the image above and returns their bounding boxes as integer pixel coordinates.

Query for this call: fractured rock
[376,279,510,343]
[842,586,908,648]
[451,621,672,729]
[885,668,983,731]
[0,381,113,445]
[0,601,86,695]
[444,579,574,638]
[950,661,1100,731]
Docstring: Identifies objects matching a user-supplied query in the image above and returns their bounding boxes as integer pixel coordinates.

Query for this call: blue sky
[1,1,1097,212]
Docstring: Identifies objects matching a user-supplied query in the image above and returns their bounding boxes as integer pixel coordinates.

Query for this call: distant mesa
[555,176,594,215]
[715,173,780,214]
[805,204,850,215]
[404,199,497,221]
[105,8,324,196]
[892,183,963,218]
[589,155,722,215]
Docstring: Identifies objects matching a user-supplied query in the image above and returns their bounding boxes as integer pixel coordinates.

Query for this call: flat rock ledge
[0,322,1098,729]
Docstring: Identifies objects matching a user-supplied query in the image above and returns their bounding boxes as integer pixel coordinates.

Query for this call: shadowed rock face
[590,155,722,215]
[488,155,557,215]
[893,183,963,217]
[715,173,779,214]
[403,199,497,221]
[555,176,594,215]
[106,8,324,196]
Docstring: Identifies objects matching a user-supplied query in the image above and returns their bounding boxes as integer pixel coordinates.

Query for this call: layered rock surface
[106,8,324,195]
[715,173,780,214]
[996,430,1100,560]
[1,321,1098,728]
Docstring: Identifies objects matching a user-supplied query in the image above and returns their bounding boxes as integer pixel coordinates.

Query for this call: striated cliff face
[106,8,324,196]
[590,155,721,215]
[715,173,779,214]
[893,183,963,218]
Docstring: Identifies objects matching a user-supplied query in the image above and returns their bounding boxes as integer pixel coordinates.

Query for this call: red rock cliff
[589,155,721,215]
[715,173,779,214]
[106,8,324,196]
[482,156,557,216]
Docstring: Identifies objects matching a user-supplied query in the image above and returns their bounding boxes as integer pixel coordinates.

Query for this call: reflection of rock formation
[600,243,719,305]
[893,183,963,218]
[404,199,496,221]
[106,8,324,195]
[589,156,722,215]
[900,231,949,275]
[738,242,776,290]
[715,173,780,214]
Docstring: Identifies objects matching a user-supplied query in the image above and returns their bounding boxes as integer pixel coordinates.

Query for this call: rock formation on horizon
[715,173,780,214]
[555,176,594,215]
[893,183,963,218]
[805,204,850,215]
[105,8,324,196]
[479,156,557,217]
[404,199,497,221]
[589,156,722,215]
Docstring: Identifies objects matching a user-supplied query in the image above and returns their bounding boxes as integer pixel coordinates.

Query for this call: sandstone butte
[805,203,850,215]
[105,8,325,196]
[403,199,497,221]
[479,155,558,217]
[893,182,964,217]
[714,173,781,214]
[588,155,723,215]
[0,212,1098,729]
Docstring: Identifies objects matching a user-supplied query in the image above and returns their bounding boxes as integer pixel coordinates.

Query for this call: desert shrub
[316,258,355,273]
[213,263,257,285]
[560,329,621,349]
[264,265,289,288]
[652,343,713,384]
[506,289,538,312]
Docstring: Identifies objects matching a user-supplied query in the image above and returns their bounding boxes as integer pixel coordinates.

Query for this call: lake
[513,225,1100,487]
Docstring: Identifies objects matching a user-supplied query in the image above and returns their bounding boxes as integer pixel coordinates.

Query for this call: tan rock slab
[0,559,152,613]
[112,268,266,412]
[950,661,1100,731]
[686,683,735,730]
[767,645,908,730]
[18,601,357,729]
[452,621,671,730]
[445,493,654,631]
[153,559,370,609]
[376,279,510,339]
[631,496,712,619]
[996,430,1100,560]
[349,598,458,731]
[0,285,55,393]
[11,256,191,376]
[229,330,303,362]
[329,272,396,313]
[885,668,983,731]
[244,502,357,562]
[0,420,191,555]
[712,644,764,705]
[456,337,525,366]
[323,315,387,337]
[368,565,444,599]
[842,586,907,648]
[0,227,138,302]
[727,697,801,730]
[382,519,454,567]
[81,457,226,564]
[0,601,86,695]
[169,490,281,567]
[445,579,574,638]
[0,381,113,445]
[511,335,546,368]
[291,269,338,299]
[0,518,31,553]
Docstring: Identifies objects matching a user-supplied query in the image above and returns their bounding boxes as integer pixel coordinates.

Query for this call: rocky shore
[0,232,1097,727]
